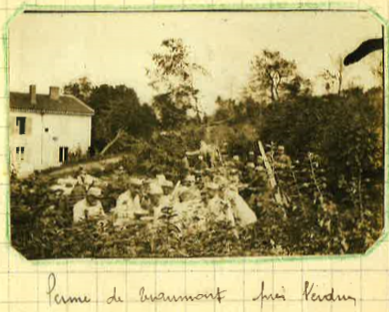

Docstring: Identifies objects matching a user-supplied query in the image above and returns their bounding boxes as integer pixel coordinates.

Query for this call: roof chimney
[49,86,60,101]
[29,85,36,104]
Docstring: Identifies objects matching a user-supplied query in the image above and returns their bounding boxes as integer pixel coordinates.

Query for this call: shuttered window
[16,117,26,135]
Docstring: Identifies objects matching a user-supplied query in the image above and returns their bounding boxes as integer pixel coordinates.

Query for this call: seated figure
[73,187,106,223]
[223,185,257,226]
[111,190,137,227]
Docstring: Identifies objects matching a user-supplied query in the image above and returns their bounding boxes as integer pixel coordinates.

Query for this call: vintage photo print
[9,11,384,259]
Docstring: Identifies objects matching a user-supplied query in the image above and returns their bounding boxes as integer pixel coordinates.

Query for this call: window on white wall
[59,147,69,163]
[16,117,26,135]
[16,146,25,162]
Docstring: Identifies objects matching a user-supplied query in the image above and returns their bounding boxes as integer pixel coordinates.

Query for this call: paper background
[1,0,388,311]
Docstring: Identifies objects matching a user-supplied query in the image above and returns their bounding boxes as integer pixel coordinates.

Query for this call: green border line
[3,2,388,266]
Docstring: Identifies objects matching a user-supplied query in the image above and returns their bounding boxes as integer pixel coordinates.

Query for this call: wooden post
[258,141,283,206]
[258,141,277,188]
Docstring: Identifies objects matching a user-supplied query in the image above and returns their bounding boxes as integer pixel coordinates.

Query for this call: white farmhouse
[9,85,94,176]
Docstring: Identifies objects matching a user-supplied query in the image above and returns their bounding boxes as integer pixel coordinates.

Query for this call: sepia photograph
[9,11,384,259]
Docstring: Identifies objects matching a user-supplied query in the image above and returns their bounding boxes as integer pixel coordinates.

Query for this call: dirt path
[46,154,123,178]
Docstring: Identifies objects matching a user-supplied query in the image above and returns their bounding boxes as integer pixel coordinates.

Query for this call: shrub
[10,154,382,259]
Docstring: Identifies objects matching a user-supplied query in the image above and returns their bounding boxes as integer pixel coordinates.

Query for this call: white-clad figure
[116,190,132,207]
[224,186,257,226]
[206,182,236,227]
[155,175,174,206]
[126,177,148,218]
[151,182,169,225]
[111,190,137,227]
[73,187,106,223]
[51,176,78,196]
[159,179,174,207]
[177,190,206,232]
[176,175,201,202]
[76,167,104,188]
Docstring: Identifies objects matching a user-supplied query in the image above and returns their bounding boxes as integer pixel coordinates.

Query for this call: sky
[10,11,383,114]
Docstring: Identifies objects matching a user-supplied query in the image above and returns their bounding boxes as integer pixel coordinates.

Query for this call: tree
[147,38,208,126]
[371,58,383,88]
[213,96,236,122]
[245,50,310,103]
[283,75,312,99]
[65,81,158,153]
[319,56,344,95]
[89,85,158,153]
[259,88,383,212]
[245,97,263,120]
[152,93,187,130]
[64,76,93,103]
[213,96,263,125]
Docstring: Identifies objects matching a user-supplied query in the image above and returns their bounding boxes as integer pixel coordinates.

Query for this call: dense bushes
[259,88,383,221]
[114,133,189,183]
[11,148,383,259]
[11,84,384,259]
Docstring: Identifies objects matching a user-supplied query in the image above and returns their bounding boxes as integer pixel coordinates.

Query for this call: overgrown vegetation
[11,39,384,258]
[11,145,382,258]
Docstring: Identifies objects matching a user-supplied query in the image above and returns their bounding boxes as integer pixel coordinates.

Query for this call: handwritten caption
[47,272,357,308]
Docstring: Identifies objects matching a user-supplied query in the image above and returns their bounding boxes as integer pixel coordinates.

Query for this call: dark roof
[10,92,94,116]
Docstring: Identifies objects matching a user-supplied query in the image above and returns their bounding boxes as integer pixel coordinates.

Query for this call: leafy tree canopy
[147,38,208,126]
[245,49,311,104]
[64,76,93,103]
[65,81,158,153]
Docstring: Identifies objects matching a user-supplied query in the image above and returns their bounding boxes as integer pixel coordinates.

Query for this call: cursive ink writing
[106,287,124,304]
[302,281,357,306]
[44,273,359,308]
[47,273,92,306]
[252,281,286,309]
[139,286,226,303]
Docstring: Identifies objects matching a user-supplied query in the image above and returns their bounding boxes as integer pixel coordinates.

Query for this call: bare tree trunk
[274,84,279,101]
[338,72,343,95]
[194,102,202,123]
[266,70,277,102]
[271,72,281,101]
[100,129,125,156]
[337,57,344,95]
[270,80,278,101]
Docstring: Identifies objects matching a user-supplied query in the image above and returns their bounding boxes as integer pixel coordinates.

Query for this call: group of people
[183,142,293,214]
[49,143,292,235]
[50,169,258,234]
